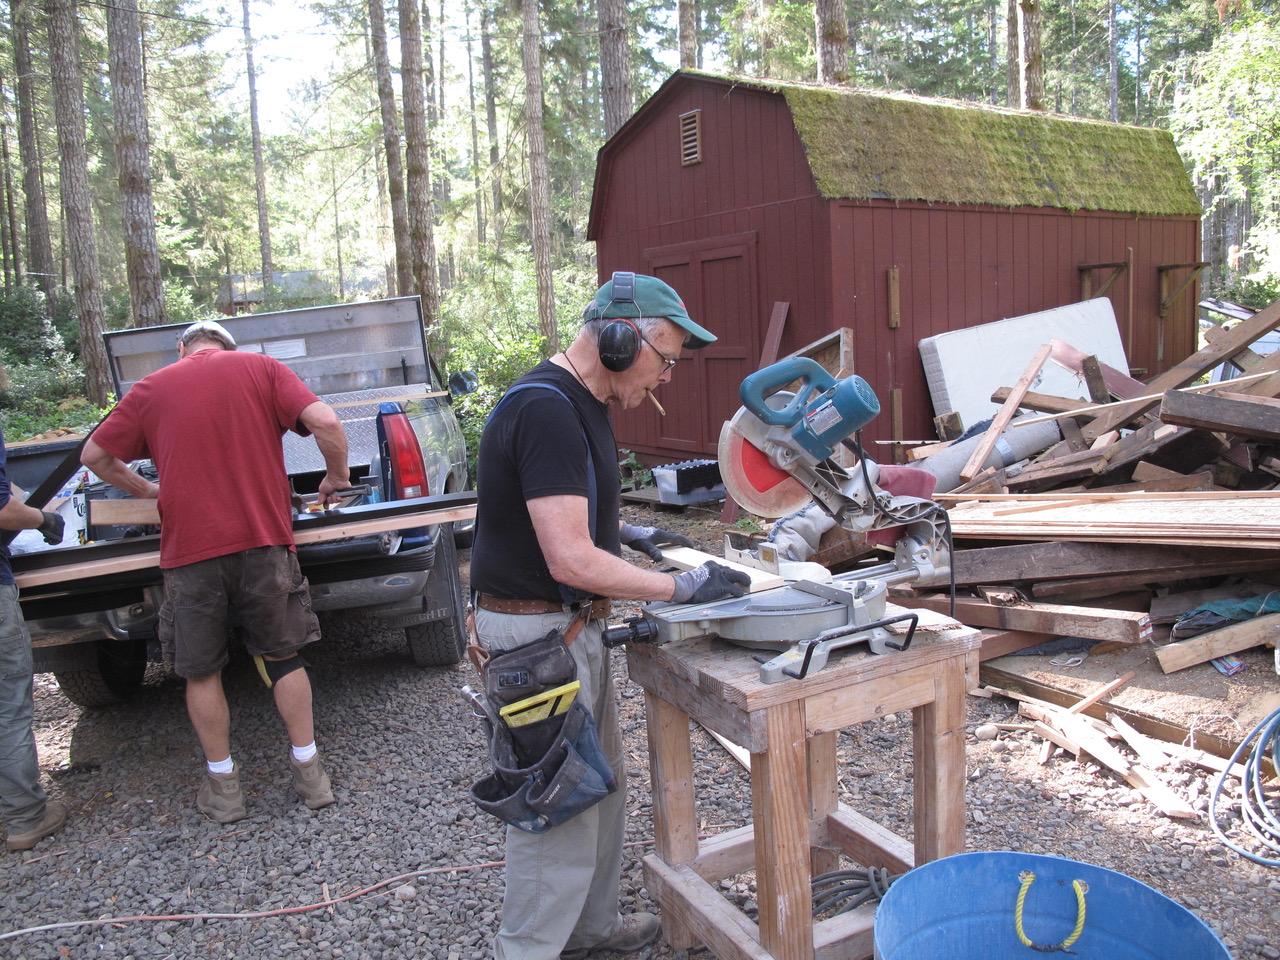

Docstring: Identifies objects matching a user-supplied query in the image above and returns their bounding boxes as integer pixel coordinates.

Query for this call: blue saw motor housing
[739,357,881,462]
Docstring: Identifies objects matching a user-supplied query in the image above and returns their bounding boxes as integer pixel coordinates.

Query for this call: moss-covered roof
[700,73,1201,216]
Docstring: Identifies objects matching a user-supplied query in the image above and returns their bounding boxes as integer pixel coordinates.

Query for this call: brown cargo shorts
[158,546,321,679]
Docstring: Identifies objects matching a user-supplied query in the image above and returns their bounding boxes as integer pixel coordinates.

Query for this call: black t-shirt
[470,361,621,604]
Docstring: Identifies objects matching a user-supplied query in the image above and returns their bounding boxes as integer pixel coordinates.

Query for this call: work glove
[670,561,751,604]
[37,510,65,546]
[621,522,694,561]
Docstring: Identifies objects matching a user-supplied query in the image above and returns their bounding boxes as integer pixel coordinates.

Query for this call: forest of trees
[0,0,1276,432]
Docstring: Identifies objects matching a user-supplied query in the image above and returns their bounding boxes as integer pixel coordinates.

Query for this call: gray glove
[621,522,693,561]
[670,561,751,604]
[37,510,64,546]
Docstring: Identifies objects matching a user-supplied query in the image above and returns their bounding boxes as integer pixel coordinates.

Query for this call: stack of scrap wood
[882,297,1280,674]
[977,673,1252,819]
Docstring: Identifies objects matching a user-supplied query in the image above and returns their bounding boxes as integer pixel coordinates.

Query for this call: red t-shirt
[92,349,321,568]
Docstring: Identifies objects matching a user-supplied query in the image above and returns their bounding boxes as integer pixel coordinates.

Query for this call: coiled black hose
[811,865,901,917]
[1209,706,1280,866]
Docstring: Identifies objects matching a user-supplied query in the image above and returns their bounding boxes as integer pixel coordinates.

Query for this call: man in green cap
[470,272,751,960]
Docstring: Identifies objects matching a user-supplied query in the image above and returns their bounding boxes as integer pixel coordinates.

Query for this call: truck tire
[53,637,149,708]
[406,524,467,667]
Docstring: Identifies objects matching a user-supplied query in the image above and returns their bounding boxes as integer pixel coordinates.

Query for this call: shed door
[615,235,757,459]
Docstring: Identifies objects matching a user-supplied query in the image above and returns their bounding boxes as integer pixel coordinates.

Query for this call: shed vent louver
[679,110,702,166]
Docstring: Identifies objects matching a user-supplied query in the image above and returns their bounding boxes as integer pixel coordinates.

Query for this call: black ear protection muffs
[595,271,640,372]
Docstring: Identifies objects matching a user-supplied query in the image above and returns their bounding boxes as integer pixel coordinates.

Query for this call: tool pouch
[469,628,617,833]
[471,699,617,834]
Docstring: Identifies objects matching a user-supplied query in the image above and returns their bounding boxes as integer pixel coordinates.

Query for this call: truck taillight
[379,407,429,500]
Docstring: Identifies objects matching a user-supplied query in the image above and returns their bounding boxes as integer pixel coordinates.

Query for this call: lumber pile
[881,297,1280,672]
[976,674,1252,819]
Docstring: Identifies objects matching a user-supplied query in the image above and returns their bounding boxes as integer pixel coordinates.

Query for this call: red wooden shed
[587,70,1203,463]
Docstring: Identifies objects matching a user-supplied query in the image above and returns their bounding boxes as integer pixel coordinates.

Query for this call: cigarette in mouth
[646,389,666,416]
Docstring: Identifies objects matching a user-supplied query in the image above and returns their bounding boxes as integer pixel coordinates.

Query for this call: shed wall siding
[592,74,1201,461]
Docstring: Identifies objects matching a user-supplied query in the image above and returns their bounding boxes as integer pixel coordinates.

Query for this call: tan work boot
[6,801,68,851]
[560,912,661,959]
[290,755,334,810]
[197,768,247,824]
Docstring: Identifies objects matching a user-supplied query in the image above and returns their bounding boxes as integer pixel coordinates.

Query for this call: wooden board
[942,496,1280,548]
[14,503,477,590]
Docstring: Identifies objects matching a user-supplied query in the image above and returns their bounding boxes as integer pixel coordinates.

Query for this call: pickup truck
[8,297,477,707]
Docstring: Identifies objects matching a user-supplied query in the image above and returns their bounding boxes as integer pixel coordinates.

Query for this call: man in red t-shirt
[82,320,350,824]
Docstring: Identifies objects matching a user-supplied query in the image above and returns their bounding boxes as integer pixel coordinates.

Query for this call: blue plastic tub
[874,852,1229,959]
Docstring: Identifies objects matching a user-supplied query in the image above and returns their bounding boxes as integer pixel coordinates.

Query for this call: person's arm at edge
[298,400,350,505]
[0,487,52,532]
[80,439,160,499]
[529,495,678,602]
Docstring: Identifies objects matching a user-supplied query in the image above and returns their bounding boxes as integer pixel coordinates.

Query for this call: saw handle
[739,357,835,426]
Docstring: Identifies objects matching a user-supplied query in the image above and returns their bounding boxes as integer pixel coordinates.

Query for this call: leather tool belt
[476,594,612,620]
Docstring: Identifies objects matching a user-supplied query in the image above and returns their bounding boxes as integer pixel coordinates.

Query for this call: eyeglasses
[638,331,680,372]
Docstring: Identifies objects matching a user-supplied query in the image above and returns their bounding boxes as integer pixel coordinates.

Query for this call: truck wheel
[53,637,149,708]
[407,523,467,667]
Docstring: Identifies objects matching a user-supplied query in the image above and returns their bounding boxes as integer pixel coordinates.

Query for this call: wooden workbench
[626,610,982,960]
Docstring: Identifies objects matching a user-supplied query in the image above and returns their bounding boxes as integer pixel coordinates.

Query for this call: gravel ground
[5,516,1280,959]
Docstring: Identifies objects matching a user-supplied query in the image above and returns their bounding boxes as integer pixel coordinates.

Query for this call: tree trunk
[106,0,166,326]
[1005,0,1021,108]
[482,10,501,235]
[521,0,557,354]
[46,0,110,404]
[1020,0,1044,111]
[815,0,850,85]
[598,0,633,137]
[678,0,697,69]
[0,107,21,289]
[1108,0,1119,122]
[243,0,273,304]
[13,0,56,307]
[466,5,484,247]
[368,0,412,296]
[399,0,440,334]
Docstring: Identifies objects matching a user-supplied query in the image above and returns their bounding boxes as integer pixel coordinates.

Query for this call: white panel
[917,298,1128,433]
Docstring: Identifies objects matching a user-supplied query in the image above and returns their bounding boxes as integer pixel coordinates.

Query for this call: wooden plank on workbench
[1154,612,1280,673]
[658,546,785,592]
[899,594,1151,644]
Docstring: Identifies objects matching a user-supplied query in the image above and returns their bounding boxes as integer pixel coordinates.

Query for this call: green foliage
[1170,9,1280,280]
[618,450,653,488]
[730,515,763,533]
[0,286,64,362]
[1222,275,1280,311]
[0,350,111,442]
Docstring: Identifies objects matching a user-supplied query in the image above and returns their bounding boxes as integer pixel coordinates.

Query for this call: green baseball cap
[585,272,717,349]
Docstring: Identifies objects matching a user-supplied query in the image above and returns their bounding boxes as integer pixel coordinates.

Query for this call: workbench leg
[642,690,699,950]
[911,660,968,863]
[807,730,840,878]
[753,700,815,960]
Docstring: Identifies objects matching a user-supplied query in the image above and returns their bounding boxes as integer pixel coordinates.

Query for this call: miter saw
[607,357,953,683]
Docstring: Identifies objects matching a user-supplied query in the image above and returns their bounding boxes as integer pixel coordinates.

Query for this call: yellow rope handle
[1014,870,1089,953]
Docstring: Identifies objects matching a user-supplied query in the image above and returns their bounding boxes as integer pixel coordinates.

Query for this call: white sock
[207,757,234,775]
[292,742,318,763]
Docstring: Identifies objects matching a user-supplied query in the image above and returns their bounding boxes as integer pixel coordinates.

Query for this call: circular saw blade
[718,411,813,519]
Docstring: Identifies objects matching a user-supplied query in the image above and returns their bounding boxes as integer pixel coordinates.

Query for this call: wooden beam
[914,540,1280,589]
[899,594,1151,644]
[1160,389,1280,442]
[1155,612,1280,674]
[959,342,1052,482]
[1080,296,1280,441]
